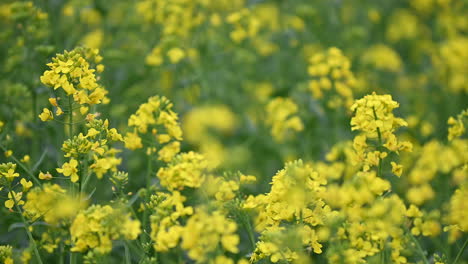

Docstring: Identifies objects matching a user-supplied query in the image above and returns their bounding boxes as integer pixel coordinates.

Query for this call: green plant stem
[70,252,77,264]
[0,144,42,187]
[125,242,131,264]
[141,157,153,245]
[59,243,64,264]
[453,237,468,264]
[10,190,43,264]
[243,212,256,250]
[81,172,92,195]
[125,240,144,259]
[68,96,73,137]
[372,107,384,178]
[408,231,429,264]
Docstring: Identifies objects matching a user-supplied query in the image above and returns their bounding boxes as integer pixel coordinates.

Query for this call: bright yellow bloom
[20,178,33,192]
[124,132,143,150]
[265,97,303,142]
[167,47,185,63]
[70,205,140,253]
[157,152,209,191]
[2,169,19,181]
[56,158,79,182]
[391,162,403,177]
[181,209,239,262]
[39,108,54,122]
[447,109,467,141]
[5,191,24,209]
[38,171,53,180]
[23,184,85,224]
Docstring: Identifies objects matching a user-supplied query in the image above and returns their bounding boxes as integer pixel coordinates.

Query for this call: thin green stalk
[372,107,384,178]
[141,157,152,245]
[59,243,64,264]
[81,172,92,195]
[70,252,77,264]
[408,231,429,264]
[243,213,256,250]
[125,242,131,264]
[453,237,468,264]
[125,240,145,259]
[68,96,73,137]
[32,90,39,160]
[79,156,89,200]
[10,190,43,264]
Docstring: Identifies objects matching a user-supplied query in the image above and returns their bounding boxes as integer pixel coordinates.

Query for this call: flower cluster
[181,209,240,262]
[57,118,123,183]
[244,160,328,262]
[39,47,108,121]
[350,92,412,174]
[361,44,403,73]
[434,37,468,93]
[183,105,238,167]
[445,184,468,241]
[23,184,84,225]
[125,96,183,162]
[156,151,209,191]
[265,97,303,142]
[308,47,357,109]
[447,108,467,141]
[149,191,194,251]
[137,0,203,66]
[2,0,468,261]
[0,245,13,264]
[70,204,141,254]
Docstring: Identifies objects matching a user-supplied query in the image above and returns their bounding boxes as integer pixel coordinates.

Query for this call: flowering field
[0,0,467,263]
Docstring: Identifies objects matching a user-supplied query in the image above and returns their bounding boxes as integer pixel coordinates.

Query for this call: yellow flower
[158,141,180,162]
[5,191,24,209]
[23,184,85,225]
[157,152,208,190]
[48,97,58,107]
[265,97,303,142]
[20,178,33,192]
[391,162,403,177]
[56,158,79,182]
[4,150,12,158]
[20,155,30,163]
[80,106,89,115]
[39,108,54,122]
[181,209,239,262]
[167,47,185,64]
[86,128,100,138]
[124,132,143,150]
[70,205,140,253]
[39,171,53,180]
[2,169,19,181]
[56,106,64,116]
[447,109,467,140]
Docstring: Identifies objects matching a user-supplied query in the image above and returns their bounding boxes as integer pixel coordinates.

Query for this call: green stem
[79,155,89,199]
[59,243,64,264]
[70,252,77,264]
[10,190,43,264]
[32,90,39,160]
[453,237,468,264]
[408,231,429,264]
[68,96,73,137]
[141,157,153,245]
[81,172,92,195]
[125,242,132,264]
[243,213,256,250]
[372,107,384,178]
